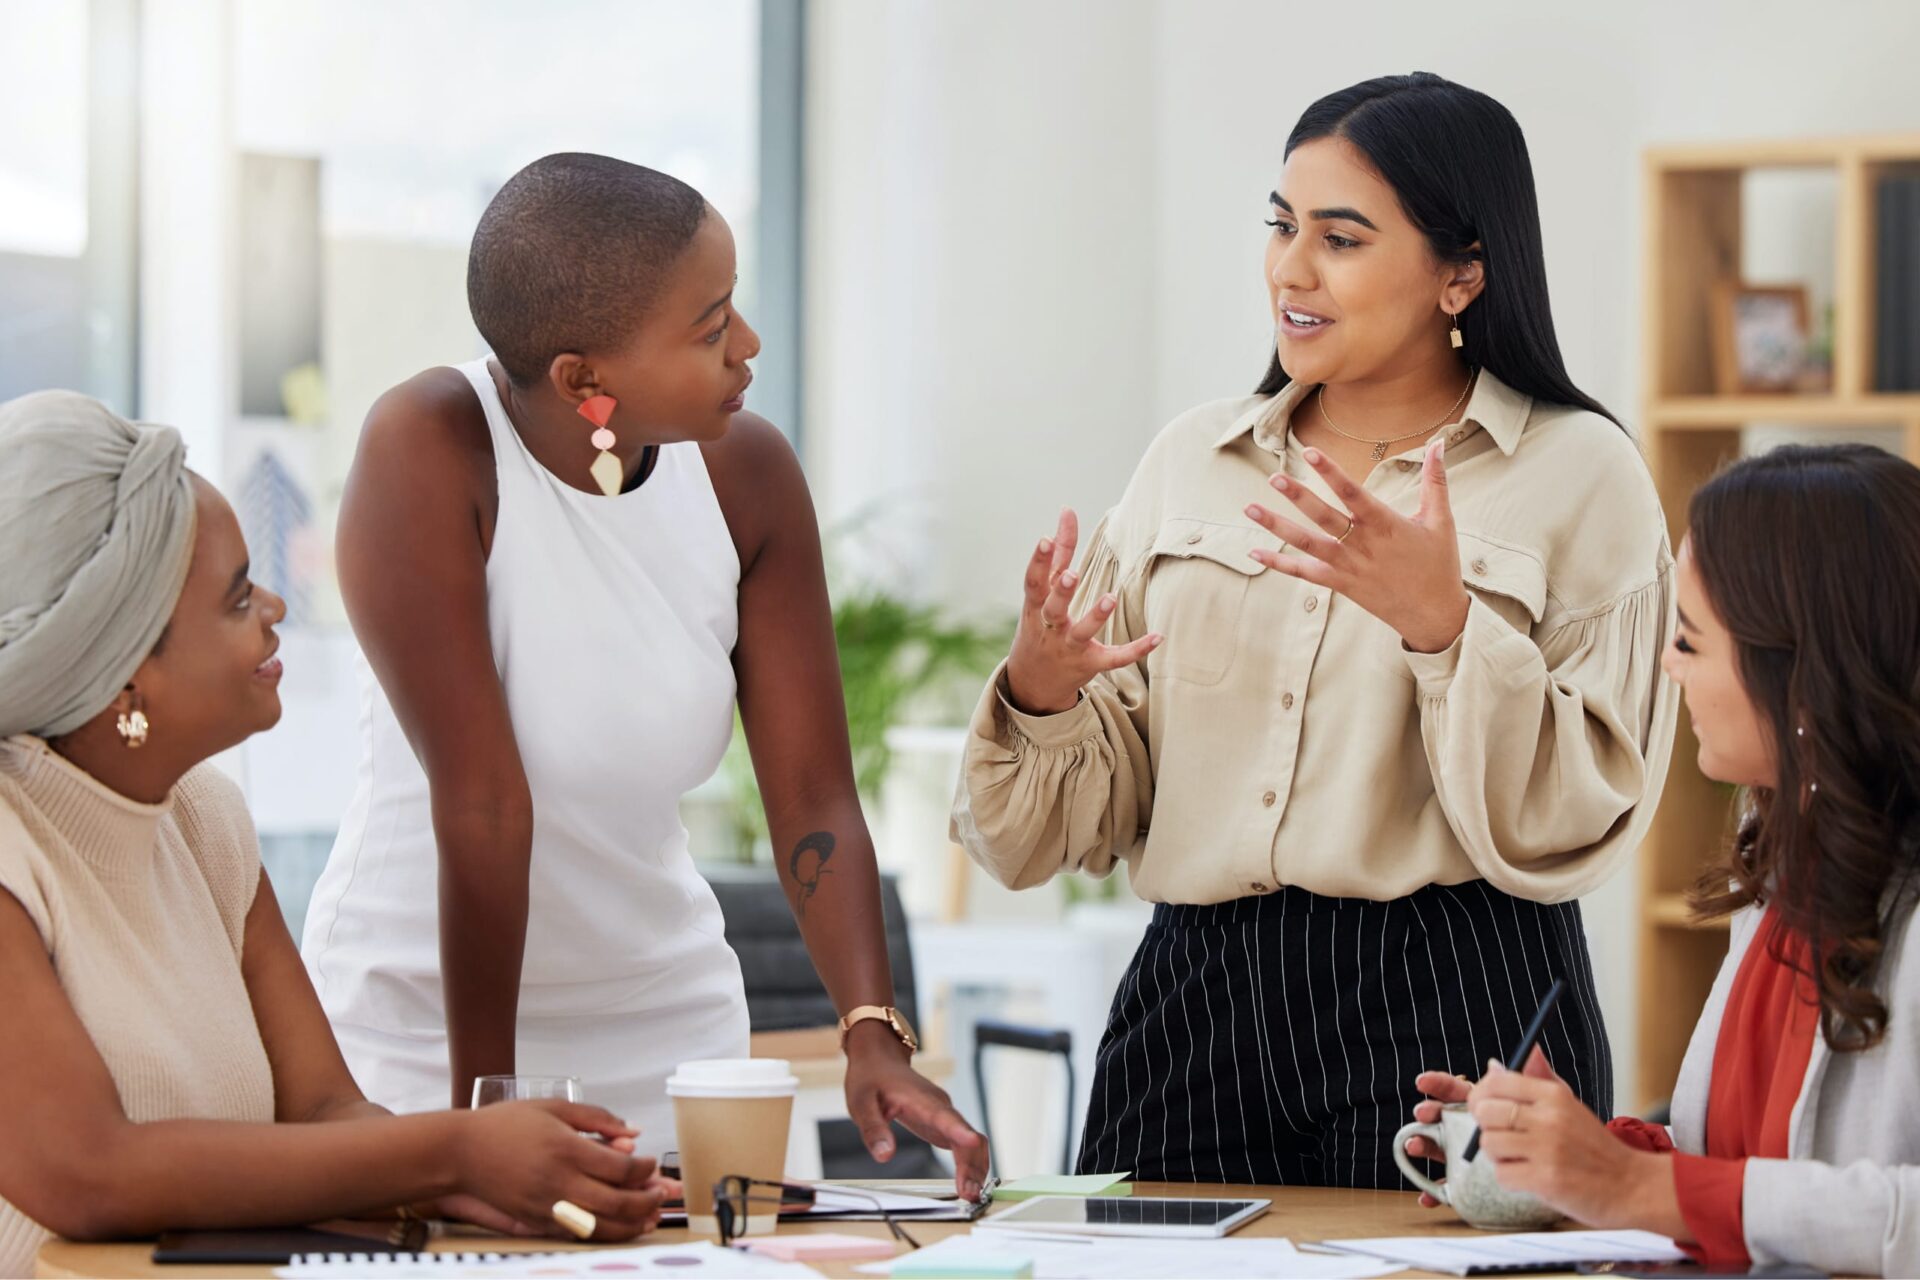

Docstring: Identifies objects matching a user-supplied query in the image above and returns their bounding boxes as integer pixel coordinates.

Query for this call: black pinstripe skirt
[1074,880,1611,1189]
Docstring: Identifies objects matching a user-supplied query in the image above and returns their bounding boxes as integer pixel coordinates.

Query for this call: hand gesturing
[1005,509,1162,715]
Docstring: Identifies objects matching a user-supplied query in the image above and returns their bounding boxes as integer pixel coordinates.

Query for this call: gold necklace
[1317,370,1477,462]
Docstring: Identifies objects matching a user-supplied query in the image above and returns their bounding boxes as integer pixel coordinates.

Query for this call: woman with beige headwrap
[0,391,674,1274]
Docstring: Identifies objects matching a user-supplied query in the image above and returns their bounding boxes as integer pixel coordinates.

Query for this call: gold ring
[552,1199,596,1240]
[1040,618,1058,630]
[1336,516,1355,545]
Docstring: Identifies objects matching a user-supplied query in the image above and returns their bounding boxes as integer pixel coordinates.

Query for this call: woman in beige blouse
[953,72,1677,1187]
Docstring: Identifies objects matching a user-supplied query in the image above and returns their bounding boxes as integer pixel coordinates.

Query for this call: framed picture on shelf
[1711,282,1819,394]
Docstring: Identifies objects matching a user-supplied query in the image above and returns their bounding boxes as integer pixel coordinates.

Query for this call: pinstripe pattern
[1076,882,1612,1188]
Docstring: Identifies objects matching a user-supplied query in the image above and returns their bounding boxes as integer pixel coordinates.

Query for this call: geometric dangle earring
[1449,310,1465,350]
[578,394,623,497]
[116,701,150,749]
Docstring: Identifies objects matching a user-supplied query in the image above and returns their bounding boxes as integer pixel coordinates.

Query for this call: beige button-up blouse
[952,371,1679,905]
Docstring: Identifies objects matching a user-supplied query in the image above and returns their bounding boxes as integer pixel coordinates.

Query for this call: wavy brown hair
[1688,444,1920,1052]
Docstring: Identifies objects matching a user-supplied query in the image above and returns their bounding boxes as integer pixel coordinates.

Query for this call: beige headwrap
[0,391,198,739]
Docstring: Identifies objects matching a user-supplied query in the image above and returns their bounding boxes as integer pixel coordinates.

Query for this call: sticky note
[990,1172,1132,1201]
[892,1251,1035,1279]
[738,1232,899,1261]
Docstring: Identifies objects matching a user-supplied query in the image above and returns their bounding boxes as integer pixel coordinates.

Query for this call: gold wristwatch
[838,1004,920,1053]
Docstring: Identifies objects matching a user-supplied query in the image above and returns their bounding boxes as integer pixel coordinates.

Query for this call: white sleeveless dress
[302,357,750,1152]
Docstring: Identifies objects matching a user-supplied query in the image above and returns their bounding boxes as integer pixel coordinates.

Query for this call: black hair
[1257,73,1617,426]
[468,153,709,386]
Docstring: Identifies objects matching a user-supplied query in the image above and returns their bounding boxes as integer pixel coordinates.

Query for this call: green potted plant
[716,583,1013,860]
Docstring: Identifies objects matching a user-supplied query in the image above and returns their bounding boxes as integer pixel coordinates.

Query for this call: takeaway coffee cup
[1392,1103,1564,1231]
[666,1059,800,1238]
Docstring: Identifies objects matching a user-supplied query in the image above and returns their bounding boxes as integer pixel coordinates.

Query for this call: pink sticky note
[739,1233,900,1262]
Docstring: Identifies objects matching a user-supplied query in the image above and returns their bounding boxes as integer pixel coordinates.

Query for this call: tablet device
[976,1194,1270,1238]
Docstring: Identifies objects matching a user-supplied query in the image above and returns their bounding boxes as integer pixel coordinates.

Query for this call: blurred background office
[5,0,1918,1178]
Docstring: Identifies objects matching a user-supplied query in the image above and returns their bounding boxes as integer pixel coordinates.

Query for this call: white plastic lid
[665,1058,800,1098]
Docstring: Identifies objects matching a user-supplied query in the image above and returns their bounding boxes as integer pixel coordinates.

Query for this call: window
[218,0,793,929]
[0,0,136,410]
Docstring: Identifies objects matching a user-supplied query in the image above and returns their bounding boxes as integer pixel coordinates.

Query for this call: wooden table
[38,1183,1488,1278]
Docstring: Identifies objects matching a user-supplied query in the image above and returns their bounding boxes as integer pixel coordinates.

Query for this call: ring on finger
[1040,618,1058,630]
[1495,1099,1522,1130]
[1336,515,1355,544]
[552,1199,596,1240]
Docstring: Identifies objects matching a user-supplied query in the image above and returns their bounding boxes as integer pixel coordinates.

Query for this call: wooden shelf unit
[1635,133,1920,1112]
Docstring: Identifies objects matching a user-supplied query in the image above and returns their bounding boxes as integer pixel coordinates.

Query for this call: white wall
[805,0,1920,1109]
[804,0,1159,610]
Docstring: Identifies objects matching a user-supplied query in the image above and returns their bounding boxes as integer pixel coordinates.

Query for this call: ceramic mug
[1392,1102,1564,1231]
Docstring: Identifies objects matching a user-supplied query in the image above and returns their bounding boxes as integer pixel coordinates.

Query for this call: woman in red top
[1407,443,1920,1274]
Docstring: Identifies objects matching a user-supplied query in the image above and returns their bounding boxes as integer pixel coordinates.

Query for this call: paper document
[1315,1228,1687,1276]
[660,1185,979,1226]
[992,1173,1131,1201]
[858,1235,1402,1279]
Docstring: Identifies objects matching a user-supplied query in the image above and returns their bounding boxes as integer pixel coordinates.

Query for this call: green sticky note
[990,1172,1132,1201]
[893,1254,1034,1280]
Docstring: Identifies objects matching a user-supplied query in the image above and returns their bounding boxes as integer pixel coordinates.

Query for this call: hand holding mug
[1006,508,1161,715]
[1461,1050,1685,1237]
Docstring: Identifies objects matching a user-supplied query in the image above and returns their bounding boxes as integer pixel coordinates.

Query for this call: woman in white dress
[301,154,985,1196]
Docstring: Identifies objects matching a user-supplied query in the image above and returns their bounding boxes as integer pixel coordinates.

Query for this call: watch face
[887,1010,920,1050]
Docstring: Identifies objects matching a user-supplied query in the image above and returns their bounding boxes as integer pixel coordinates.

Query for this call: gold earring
[116,708,150,749]
[1449,311,1465,350]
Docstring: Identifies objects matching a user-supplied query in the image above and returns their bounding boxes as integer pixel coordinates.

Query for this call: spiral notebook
[1314,1229,1687,1275]
[271,1240,819,1277]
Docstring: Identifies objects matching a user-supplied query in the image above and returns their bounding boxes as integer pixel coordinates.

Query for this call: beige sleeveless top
[0,737,275,1275]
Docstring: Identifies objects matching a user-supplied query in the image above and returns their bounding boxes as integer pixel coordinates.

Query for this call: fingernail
[1245,503,1263,518]
[1100,594,1116,610]
[1487,1057,1503,1074]
[1148,634,1164,648]
[1061,571,1077,588]
[1039,538,1052,554]
[1305,448,1323,464]
[875,1139,894,1158]
[1270,475,1290,492]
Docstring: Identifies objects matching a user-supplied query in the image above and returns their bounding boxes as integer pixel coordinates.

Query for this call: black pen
[1461,977,1565,1163]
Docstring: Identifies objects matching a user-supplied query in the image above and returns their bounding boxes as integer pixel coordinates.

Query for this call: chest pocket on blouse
[1457,531,1548,633]
[1142,516,1268,686]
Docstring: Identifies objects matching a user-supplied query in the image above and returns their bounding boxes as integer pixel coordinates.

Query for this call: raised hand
[1244,435,1471,654]
[1005,509,1161,715]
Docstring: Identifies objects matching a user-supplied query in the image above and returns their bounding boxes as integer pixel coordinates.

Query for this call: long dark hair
[1256,72,1616,426]
[1688,445,1920,1051]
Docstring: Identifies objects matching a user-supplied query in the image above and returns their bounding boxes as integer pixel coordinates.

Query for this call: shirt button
[1281,692,1295,710]
[1261,790,1277,807]
[1186,531,1203,545]
[1471,558,1488,576]
[1304,595,1318,613]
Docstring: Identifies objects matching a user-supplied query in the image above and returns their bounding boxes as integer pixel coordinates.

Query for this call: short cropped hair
[467,153,708,385]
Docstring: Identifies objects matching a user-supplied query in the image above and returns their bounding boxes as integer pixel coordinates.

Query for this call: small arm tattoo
[789,831,836,916]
